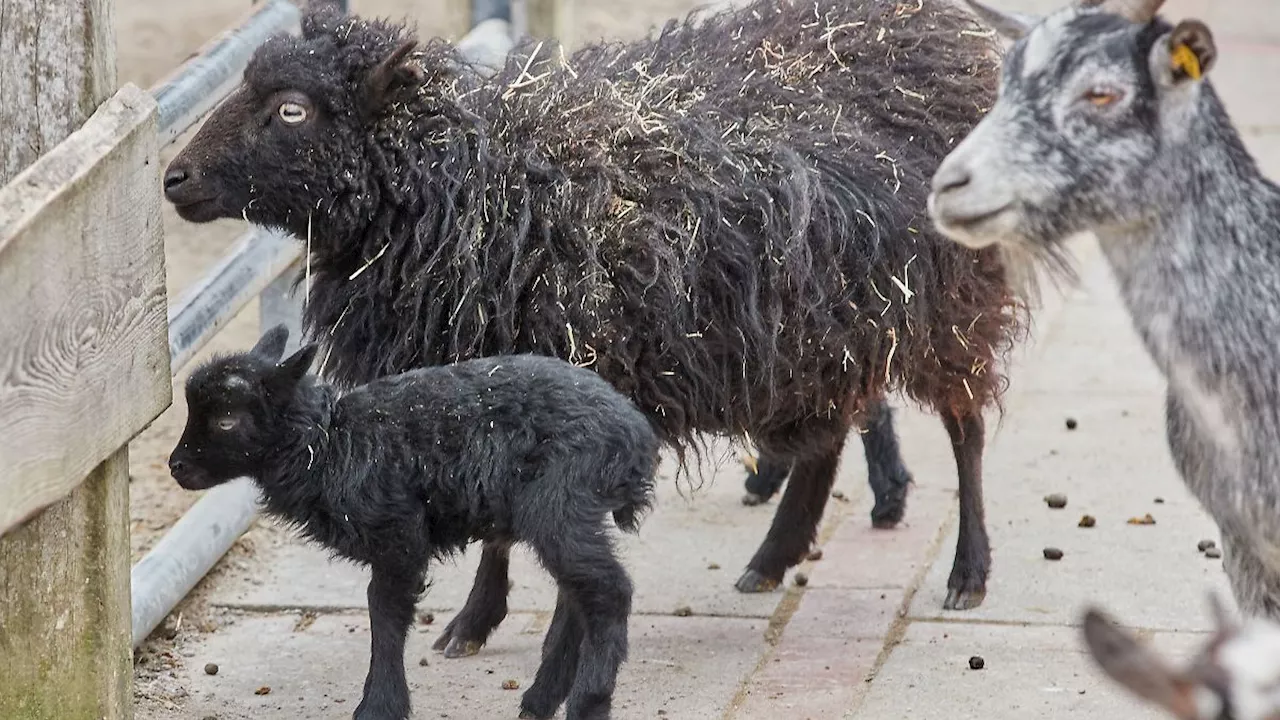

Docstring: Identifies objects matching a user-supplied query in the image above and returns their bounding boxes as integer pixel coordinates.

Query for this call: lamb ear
[1082,608,1199,719]
[301,1,345,40]
[275,344,319,386]
[361,40,424,115]
[251,324,291,362]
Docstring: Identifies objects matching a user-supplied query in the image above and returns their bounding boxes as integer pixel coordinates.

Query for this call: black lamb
[166,325,659,720]
[161,0,1027,657]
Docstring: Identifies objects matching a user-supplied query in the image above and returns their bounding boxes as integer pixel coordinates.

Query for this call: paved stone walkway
[136,1,1280,717]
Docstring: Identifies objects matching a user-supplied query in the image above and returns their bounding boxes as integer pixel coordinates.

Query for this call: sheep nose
[931,164,972,195]
[163,166,190,196]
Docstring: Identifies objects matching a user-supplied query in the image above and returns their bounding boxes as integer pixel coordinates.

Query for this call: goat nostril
[163,168,189,192]
[168,459,186,475]
[936,165,972,194]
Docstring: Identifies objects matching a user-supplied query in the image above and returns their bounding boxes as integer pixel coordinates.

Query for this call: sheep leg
[433,540,511,658]
[862,399,913,529]
[519,589,585,719]
[736,438,846,593]
[527,525,632,720]
[354,563,423,720]
[941,410,990,611]
[741,453,791,506]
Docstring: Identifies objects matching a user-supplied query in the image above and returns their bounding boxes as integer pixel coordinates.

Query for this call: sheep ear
[361,40,424,115]
[275,343,318,386]
[1151,20,1217,88]
[301,1,345,40]
[251,324,291,362]
[1082,608,1199,719]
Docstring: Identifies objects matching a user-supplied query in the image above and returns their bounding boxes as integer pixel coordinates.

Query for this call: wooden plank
[0,449,133,718]
[0,83,170,537]
[0,0,116,184]
[525,0,573,49]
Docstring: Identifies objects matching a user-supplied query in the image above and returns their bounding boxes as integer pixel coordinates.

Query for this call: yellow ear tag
[1171,42,1202,80]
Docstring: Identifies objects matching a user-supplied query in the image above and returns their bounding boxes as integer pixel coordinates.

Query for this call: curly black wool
[167,0,1024,459]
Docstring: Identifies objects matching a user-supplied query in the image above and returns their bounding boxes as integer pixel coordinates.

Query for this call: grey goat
[928,0,1280,619]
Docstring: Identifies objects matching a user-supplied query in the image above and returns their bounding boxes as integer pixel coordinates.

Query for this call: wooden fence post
[525,0,573,49]
[0,1,164,718]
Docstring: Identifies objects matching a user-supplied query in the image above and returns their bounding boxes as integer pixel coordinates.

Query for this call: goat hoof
[943,587,987,611]
[741,492,765,507]
[734,569,781,593]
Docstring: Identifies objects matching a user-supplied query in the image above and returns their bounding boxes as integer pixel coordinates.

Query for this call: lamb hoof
[741,492,765,507]
[943,587,987,611]
[441,637,483,658]
[734,569,781,593]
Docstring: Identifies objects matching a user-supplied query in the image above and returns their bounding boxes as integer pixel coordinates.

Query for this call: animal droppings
[968,655,985,670]
[203,663,219,676]
[1205,547,1223,559]
[794,573,809,586]
[808,548,824,561]
[1078,515,1096,528]
[502,679,520,690]
[1043,547,1064,561]
[419,657,429,667]
[254,686,271,696]
[1065,417,1078,430]
[1127,514,1156,525]
[418,612,435,625]
[674,606,693,617]
[1045,493,1068,509]
[707,562,721,570]
[1154,497,1165,504]
[1198,539,1217,552]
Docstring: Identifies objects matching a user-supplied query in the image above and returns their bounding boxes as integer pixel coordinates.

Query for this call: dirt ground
[119,0,708,713]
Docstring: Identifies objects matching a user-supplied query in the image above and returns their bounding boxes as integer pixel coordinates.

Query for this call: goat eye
[217,417,238,431]
[1083,87,1122,107]
[278,101,308,125]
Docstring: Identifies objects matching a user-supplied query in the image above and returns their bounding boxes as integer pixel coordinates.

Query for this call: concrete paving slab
[850,622,1212,720]
[164,610,767,720]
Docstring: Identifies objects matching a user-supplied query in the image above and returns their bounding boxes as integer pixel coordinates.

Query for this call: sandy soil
[120,0,707,714]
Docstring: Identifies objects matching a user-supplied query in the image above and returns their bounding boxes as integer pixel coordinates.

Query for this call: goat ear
[251,324,291,362]
[1082,608,1200,719]
[361,40,424,115]
[1151,20,1217,88]
[964,0,1037,41]
[275,344,318,386]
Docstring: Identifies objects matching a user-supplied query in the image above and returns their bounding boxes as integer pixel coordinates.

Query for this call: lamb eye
[278,101,308,125]
[217,417,238,431]
[1083,87,1122,107]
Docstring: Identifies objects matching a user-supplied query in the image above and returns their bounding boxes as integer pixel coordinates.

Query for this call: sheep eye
[1083,87,1122,107]
[217,417,238,431]
[278,101,308,125]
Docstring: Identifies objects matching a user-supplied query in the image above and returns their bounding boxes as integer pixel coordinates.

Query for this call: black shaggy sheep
[162,0,1026,653]
[168,325,658,720]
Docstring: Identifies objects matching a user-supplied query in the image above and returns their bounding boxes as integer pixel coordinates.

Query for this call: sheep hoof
[943,587,987,611]
[734,569,781,593]
[741,492,765,506]
[441,637,483,658]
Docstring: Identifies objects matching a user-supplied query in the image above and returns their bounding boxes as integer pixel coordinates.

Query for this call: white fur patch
[1216,622,1280,719]
[1168,359,1241,464]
